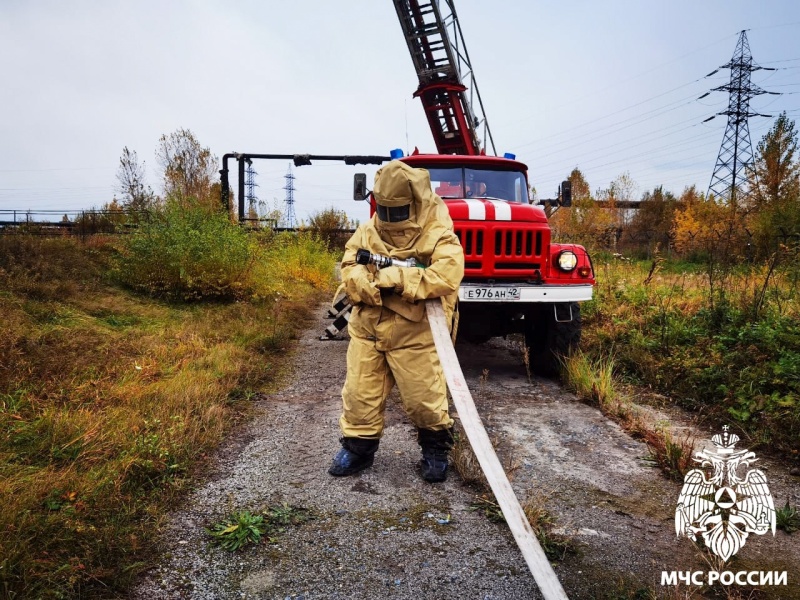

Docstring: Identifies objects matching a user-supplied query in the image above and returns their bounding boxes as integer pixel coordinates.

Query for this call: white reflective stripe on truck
[487,199,512,220]
[458,283,593,302]
[463,199,486,220]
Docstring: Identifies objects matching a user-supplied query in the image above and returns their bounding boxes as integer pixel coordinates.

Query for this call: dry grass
[449,420,519,490]
[521,492,578,562]
[634,426,696,482]
[450,424,488,489]
[561,351,696,482]
[0,234,336,598]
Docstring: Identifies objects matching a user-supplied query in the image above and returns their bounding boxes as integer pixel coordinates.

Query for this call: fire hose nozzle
[356,249,423,269]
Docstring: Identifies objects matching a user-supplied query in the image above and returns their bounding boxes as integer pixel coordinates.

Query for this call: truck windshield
[423,167,529,203]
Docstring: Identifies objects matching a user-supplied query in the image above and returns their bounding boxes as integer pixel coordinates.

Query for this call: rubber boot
[328,437,379,476]
[417,428,454,483]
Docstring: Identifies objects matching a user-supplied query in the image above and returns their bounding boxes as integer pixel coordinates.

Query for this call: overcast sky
[1,1,799,224]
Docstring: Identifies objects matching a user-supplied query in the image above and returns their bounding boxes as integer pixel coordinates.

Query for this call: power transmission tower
[245,160,259,221]
[706,30,777,205]
[283,164,297,228]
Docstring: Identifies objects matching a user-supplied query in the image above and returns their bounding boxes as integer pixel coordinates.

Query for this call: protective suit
[328,160,464,482]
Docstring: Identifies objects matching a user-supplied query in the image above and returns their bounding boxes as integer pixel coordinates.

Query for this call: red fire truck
[360,0,595,376]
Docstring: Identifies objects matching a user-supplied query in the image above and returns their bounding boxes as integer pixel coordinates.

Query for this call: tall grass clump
[115,201,338,303]
[115,199,255,301]
[562,345,695,480]
[0,234,106,300]
[562,351,619,414]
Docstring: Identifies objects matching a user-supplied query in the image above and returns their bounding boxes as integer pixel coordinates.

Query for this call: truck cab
[357,153,595,376]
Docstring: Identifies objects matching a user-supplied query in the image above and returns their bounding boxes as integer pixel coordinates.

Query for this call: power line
[501,31,739,132]
[510,78,711,153]
[518,94,706,162]
[532,128,722,183]
[526,111,709,173]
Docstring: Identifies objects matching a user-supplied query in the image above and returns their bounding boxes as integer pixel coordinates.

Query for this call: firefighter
[328,160,464,482]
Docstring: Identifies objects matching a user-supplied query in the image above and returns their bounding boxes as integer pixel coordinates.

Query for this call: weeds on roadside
[467,492,577,561]
[207,511,268,551]
[450,423,519,489]
[562,351,619,414]
[582,256,800,457]
[776,499,800,534]
[595,580,657,599]
[206,503,313,552]
[264,502,313,530]
[468,493,505,523]
[636,427,695,482]
[450,425,488,488]
[694,547,763,600]
[522,493,578,561]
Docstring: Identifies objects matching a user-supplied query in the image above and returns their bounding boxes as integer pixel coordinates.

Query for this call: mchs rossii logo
[675,426,775,561]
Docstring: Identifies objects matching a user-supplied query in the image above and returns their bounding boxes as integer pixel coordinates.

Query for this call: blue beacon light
[390,148,405,159]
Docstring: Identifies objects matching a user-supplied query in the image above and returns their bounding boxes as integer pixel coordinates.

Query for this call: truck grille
[459,229,484,256]
[455,225,547,278]
[494,230,542,257]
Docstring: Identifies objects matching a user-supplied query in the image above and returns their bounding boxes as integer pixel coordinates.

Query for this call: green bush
[115,200,255,301]
[306,207,352,251]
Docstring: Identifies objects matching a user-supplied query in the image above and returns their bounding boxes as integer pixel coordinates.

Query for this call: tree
[598,171,637,226]
[548,168,590,239]
[621,185,677,257]
[548,168,616,249]
[546,167,588,225]
[116,147,155,213]
[156,128,219,210]
[672,189,746,263]
[593,172,638,249]
[307,207,353,251]
[567,167,591,201]
[752,112,799,206]
[747,113,800,255]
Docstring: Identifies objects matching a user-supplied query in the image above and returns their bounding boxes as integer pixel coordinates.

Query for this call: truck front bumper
[458,283,593,303]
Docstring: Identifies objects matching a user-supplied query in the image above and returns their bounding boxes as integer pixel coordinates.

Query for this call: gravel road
[131,305,800,600]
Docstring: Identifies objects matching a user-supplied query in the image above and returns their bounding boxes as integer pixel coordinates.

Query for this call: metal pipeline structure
[219,153,391,222]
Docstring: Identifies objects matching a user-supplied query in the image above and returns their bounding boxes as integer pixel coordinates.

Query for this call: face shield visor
[375,202,411,223]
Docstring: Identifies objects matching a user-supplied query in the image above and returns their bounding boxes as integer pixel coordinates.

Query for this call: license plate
[463,286,520,301]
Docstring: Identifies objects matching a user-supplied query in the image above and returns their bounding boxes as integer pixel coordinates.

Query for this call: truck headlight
[557,250,578,272]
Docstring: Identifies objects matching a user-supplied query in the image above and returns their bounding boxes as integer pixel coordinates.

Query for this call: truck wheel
[524,303,581,378]
[461,332,491,344]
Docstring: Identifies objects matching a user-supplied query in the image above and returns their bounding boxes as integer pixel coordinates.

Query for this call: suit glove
[344,269,382,306]
[374,266,404,293]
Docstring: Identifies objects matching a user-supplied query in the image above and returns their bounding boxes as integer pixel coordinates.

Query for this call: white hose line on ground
[426,298,569,600]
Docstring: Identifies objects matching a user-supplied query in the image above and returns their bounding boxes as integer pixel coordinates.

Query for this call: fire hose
[357,250,569,600]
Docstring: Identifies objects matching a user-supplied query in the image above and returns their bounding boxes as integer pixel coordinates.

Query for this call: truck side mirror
[560,181,572,207]
[353,173,368,201]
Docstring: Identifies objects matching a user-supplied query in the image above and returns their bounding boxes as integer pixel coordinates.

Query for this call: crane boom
[393,0,496,156]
